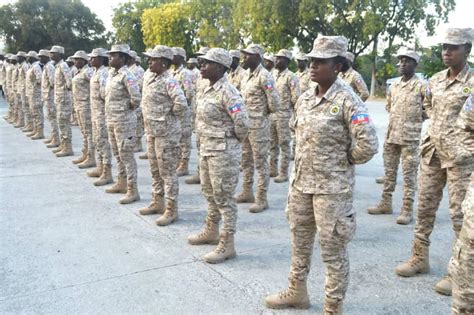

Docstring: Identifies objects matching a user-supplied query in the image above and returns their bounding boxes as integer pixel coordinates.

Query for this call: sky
[0,0,472,49]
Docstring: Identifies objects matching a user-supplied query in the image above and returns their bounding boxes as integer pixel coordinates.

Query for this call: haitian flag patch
[264,82,274,90]
[229,103,242,114]
[351,113,369,124]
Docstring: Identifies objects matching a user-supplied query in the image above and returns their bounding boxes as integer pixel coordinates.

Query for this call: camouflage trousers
[135,107,144,142]
[178,110,192,162]
[270,115,291,175]
[146,135,179,200]
[107,117,138,184]
[76,101,94,155]
[28,94,44,130]
[414,152,472,246]
[200,144,241,234]
[382,141,419,201]
[44,93,58,136]
[15,93,24,125]
[92,117,112,165]
[287,186,356,301]
[241,125,271,192]
[56,97,73,143]
[20,90,31,127]
[449,235,474,314]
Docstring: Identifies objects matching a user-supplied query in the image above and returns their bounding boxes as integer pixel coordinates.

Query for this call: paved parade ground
[0,96,453,314]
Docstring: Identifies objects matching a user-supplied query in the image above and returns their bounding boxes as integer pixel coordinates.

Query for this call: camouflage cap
[27,51,38,59]
[88,48,108,58]
[129,50,138,59]
[10,55,18,61]
[135,56,141,63]
[306,35,348,59]
[66,56,74,63]
[72,50,90,61]
[107,44,132,56]
[241,44,265,58]
[5,53,12,58]
[38,49,50,57]
[187,57,198,64]
[49,45,65,54]
[396,48,420,63]
[275,49,292,60]
[345,52,355,63]
[229,49,240,59]
[295,52,308,61]
[17,51,27,57]
[196,47,210,56]
[144,45,174,61]
[172,47,186,59]
[263,53,275,63]
[442,27,474,45]
[199,47,232,68]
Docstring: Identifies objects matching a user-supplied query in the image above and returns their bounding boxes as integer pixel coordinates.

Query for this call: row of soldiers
[0,26,472,314]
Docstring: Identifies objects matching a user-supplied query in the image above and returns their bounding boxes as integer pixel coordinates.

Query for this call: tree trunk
[370,34,378,97]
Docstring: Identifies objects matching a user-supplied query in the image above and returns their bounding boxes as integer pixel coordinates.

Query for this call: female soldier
[138,45,188,226]
[104,44,141,204]
[265,36,378,313]
[87,48,113,186]
[187,48,249,264]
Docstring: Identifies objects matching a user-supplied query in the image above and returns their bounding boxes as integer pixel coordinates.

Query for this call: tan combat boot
[44,134,53,144]
[188,221,219,245]
[367,193,393,215]
[139,153,148,160]
[235,184,255,203]
[176,159,189,176]
[396,198,414,225]
[56,141,74,157]
[31,128,44,140]
[139,193,165,215]
[26,128,37,137]
[185,174,201,185]
[52,141,64,153]
[87,162,103,178]
[249,189,269,213]
[434,275,452,296]
[47,134,60,148]
[269,161,278,178]
[78,151,96,169]
[375,176,385,184]
[119,181,140,204]
[395,240,430,277]
[203,233,236,264]
[94,164,113,186]
[21,123,33,133]
[73,147,87,164]
[274,169,288,183]
[155,199,178,226]
[105,175,127,194]
[265,279,310,309]
[323,297,343,315]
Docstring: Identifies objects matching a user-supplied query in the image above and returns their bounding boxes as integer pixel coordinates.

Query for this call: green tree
[0,0,108,56]
[112,0,173,53]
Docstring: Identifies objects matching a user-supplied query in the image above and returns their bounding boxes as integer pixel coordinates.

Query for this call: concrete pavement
[0,96,452,314]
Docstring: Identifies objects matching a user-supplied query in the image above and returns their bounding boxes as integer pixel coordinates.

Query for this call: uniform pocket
[334,214,356,242]
[120,135,136,151]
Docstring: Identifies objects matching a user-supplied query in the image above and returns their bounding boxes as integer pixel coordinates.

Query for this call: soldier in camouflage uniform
[271,49,300,183]
[228,50,245,91]
[138,45,188,226]
[368,49,427,225]
[17,51,31,132]
[39,49,59,148]
[339,52,370,102]
[9,55,21,128]
[87,48,113,186]
[448,92,474,315]
[25,51,44,139]
[128,50,146,153]
[71,51,96,168]
[2,54,13,122]
[265,35,378,314]
[236,44,280,213]
[50,46,74,157]
[104,44,141,204]
[396,28,474,297]
[263,53,276,75]
[172,47,194,177]
[295,53,311,93]
[185,47,211,185]
[187,48,249,264]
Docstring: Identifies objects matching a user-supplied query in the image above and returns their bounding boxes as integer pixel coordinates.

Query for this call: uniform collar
[305,77,344,104]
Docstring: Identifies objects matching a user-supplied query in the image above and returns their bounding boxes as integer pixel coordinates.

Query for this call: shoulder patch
[462,86,471,96]
[229,103,242,114]
[463,96,473,111]
[351,113,369,125]
[264,82,274,90]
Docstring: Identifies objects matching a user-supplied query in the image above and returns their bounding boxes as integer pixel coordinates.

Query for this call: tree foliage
[112,0,172,53]
[141,3,195,54]
[0,0,108,55]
